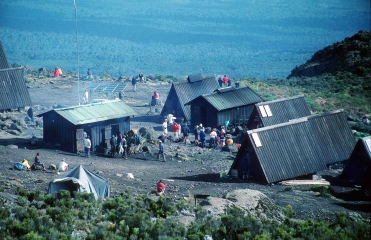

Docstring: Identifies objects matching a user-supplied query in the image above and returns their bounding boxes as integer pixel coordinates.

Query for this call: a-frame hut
[185,86,263,128]
[38,100,136,154]
[160,74,219,123]
[0,41,32,111]
[247,95,311,130]
[230,110,356,184]
[341,136,371,192]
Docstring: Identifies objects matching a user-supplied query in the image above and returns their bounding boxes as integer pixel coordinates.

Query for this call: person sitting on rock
[156,179,167,195]
[33,152,46,171]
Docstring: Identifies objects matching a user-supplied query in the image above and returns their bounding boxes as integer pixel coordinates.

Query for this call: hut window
[251,133,262,147]
[258,105,272,117]
[264,105,272,117]
[258,106,267,117]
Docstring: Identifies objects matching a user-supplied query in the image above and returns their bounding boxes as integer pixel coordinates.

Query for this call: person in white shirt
[209,128,217,149]
[162,119,168,136]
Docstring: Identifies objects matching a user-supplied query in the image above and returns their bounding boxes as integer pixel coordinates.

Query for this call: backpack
[14,162,25,171]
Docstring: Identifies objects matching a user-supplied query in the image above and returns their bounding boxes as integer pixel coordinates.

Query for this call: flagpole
[74,0,80,105]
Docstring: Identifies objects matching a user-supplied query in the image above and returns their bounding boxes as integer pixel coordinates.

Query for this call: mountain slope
[288,30,371,78]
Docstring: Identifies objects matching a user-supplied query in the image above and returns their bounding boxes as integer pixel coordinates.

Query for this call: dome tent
[47,165,110,199]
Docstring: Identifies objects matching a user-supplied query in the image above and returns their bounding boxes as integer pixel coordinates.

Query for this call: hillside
[288,30,371,78]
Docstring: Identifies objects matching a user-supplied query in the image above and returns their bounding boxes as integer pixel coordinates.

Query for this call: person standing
[84,90,89,103]
[110,135,117,157]
[222,75,229,87]
[209,128,217,149]
[156,180,167,195]
[157,140,166,162]
[139,72,144,82]
[200,128,206,148]
[173,122,180,139]
[228,78,232,87]
[27,106,34,122]
[218,77,223,88]
[183,124,190,144]
[121,135,128,159]
[162,119,168,136]
[54,68,60,77]
[219,127,226,147]
[132,77,137,91]
[87,69,93,79]
[83,136,91,158]
[193,125,199,145]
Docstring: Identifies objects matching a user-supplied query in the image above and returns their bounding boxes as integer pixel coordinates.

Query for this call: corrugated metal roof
[39,100,136,125]
[163,76,220,120]
[0,41,10,69]
[85,83,127,93]
[0,67,33,110]
[256,95,311,126]
[240,110,355,183]
[188,86,263,111]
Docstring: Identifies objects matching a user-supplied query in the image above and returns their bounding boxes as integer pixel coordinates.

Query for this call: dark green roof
[187,86,263,111]
[39,100,136,125]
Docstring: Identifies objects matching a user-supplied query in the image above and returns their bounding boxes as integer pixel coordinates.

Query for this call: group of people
[218,75,232,88]
[132,72,145,92]
[110,131,140,159]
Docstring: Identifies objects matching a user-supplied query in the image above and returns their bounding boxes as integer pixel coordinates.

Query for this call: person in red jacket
[222,75,229,86]
[54,68,60,77]
[156,180,167,195]
[173,122,180,138]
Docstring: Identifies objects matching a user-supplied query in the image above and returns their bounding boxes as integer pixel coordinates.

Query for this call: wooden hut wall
[86,117,131,153]
[189,99,217,128]
[42,111,131,154]
[217,104,255,127]
[42,112,75,153]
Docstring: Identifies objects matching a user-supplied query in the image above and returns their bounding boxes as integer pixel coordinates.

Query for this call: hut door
[104,126,112,148]
[75,129,84,153]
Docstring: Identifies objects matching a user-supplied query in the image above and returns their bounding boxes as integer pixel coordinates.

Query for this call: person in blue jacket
[199,128,206,148]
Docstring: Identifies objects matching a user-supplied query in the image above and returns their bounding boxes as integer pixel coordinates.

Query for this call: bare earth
[0,76,370,222]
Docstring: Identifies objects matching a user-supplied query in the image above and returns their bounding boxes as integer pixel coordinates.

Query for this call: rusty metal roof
[39,100,136,125]
[186,86,263,111]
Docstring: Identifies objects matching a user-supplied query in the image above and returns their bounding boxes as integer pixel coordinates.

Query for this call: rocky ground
[0,76,370,223]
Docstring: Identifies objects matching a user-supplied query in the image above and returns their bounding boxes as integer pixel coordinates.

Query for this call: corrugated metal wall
[0,68,33,111]
[0,41,10,69]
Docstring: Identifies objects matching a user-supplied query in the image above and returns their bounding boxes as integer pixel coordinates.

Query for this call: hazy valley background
[0,0,369,79]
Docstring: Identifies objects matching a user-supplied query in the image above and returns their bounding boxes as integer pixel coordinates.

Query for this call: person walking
[157,140,166,162]
[132,77,137,91]
[83,136,91,158]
